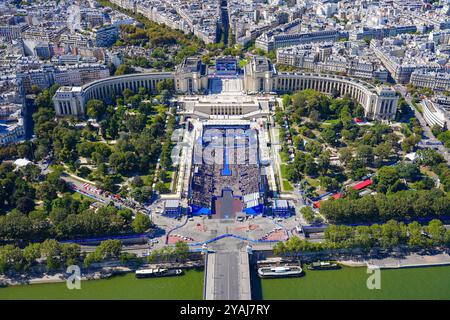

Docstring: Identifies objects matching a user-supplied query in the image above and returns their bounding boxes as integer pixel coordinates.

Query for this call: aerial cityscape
[0,0,449,304]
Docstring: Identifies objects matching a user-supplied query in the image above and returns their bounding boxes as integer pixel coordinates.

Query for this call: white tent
[13,158,31,168]
[404,152,417,162]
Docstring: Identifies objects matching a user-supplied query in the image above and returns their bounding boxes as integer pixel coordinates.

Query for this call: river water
[0,269,204,300]
[256,265,450,300]
[1,266,449,300]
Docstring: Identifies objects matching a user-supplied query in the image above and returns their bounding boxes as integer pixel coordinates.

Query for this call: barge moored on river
[257,266,303,278]
[307,261,341,270]
[135,268,184,278]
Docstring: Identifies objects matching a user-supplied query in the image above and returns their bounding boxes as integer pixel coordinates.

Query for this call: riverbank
[1,256,449,300]
[252,244,450,270]
[0,260,204,287]
[0,266,133,287]
[339,252,450,269]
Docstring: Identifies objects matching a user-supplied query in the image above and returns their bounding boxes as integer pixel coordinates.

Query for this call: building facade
[410,70,450,92]
[53,57,399,120]
[276,43,389,83]
[0,23,28,41]
[244,56,399,120]
[16,64,110,94]
[421,97,450,128]
[256,29,342,52]
[94,25,119,47]
[0,103,25,146]
[53,72,173,116]
[174,57,208,93]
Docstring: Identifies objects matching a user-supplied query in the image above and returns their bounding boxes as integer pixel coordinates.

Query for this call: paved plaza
[208,77,244,94]
[150,205,300,250]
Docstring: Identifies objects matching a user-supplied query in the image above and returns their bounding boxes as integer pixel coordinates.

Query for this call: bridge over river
[204,250,252,300]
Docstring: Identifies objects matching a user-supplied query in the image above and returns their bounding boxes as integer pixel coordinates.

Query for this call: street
[393,84,450,164]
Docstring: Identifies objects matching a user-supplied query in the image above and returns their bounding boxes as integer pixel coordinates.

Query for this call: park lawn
[321,119,341,127]
[283,180,294,191]
[49,164,64,172]
[411,101,423,113]
[166,170,174,180]
[419,166,442,190]
[164,170,175,190]
[420,166,439,179]
[280,162,294,191]
[142,174,155,186]
[306,177,320,188]
[280,151,290,163]
[280,164,288,178]
[164,181,172,192]
[238,59,248,68]
[154,104,167,115]
[71,191,95,203]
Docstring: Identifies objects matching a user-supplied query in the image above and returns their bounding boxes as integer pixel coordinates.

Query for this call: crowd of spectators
[190,129,260,209]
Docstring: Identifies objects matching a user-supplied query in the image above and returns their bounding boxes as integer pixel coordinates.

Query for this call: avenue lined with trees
[274,219,450,256]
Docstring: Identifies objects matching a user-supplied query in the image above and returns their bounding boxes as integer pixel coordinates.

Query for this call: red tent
[314,192,341,208]
[332,192,342,199]
[314,182,371,210]
[352,179,372,191]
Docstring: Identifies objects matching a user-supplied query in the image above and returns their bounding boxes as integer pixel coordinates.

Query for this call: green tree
[96,240,122,260]
[86,99,106,120]
[156,79,174,93]
[374,141,392,164]
[300,206,315,223]
[416,149,444,166]
[132,212,152,233]
[61,243,81,266]
[115,64,135,76]
[424,219,447,246]
[23,243,41,270]
[17,143,33,159]
[16,196,35,214]
[354,226,374,250]
[321,127,338,146]
[375,166,399,193]
[356,144,374,167]
[0,211,33,241]
[40,239,62,270]
[0,245,24,273]
[380,220,405,249]
[84,239,122,267]
[407,221,429,248]
[174,241,189,262]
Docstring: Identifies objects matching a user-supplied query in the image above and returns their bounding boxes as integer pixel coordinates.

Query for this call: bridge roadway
[204,250,252,300]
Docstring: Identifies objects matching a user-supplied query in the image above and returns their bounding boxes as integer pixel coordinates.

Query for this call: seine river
[1,266,449,300]
[254,265,450,300]
[0,269,204,300]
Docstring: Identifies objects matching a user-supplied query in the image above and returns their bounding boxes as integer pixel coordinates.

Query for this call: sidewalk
[340,252,450,269]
